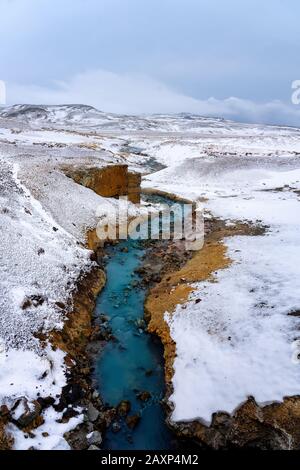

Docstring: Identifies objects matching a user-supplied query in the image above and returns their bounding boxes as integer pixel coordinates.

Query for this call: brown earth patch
[86,227,104,252]
[0,408,14,450]
[49,266,106,359]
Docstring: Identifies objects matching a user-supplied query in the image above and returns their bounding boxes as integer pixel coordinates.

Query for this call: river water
[94,198,183,450]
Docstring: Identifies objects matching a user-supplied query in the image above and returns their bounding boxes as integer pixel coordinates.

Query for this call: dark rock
[86,341,102,355]
[288,310,300,317]
[92,390,100,400]
[62,407,79,422]
[137,391,151,402]
[87,403,100,423]
[117,400,131,417]
[89,251,97,262]
[86,422,94,433]
[112,421,121,433]
[170,396,300,449]
[64,424,88,450]
[90,326,101,341]
[54,383,84,411]
[21,298,32,310]
[136,318,146,330]
[126,414,141,429]
[102,408,117,427]
[55,301,66,310]
[11,398,42,429]
[37,396,55,409]
[99,315,110,323]
[0,405,10,420]
[21,295,45,309]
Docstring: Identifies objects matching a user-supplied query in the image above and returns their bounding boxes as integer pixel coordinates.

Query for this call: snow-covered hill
[2,104,300,137]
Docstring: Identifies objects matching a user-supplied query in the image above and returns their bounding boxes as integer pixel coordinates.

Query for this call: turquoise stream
[94,198,183,450]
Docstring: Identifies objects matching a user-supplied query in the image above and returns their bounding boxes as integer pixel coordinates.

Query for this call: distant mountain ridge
[0,104,299,135]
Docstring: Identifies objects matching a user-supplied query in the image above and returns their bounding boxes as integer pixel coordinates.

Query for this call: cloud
[6,69,300,126]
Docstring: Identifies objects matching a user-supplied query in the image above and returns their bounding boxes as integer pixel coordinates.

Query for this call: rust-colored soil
[0,413,14,450]
[50,267,106,360]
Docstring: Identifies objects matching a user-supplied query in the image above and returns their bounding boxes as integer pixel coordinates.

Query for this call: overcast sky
[1,0,300,124]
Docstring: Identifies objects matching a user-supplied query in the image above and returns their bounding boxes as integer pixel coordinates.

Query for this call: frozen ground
[0,104,300,445]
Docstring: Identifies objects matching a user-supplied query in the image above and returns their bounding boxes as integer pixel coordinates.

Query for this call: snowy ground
[0,104,300,446]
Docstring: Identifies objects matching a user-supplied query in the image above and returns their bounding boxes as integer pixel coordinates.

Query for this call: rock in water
[137,391,151,402]
[112,422,121,433]
[117,400,131,417]
[87,431,102,446]
[126,414,141,429]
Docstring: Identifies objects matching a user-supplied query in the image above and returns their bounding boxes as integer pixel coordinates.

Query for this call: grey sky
[1,0,300,124]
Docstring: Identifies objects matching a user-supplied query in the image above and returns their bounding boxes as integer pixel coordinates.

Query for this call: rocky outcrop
[11,398,43,431]
[127,172,142,204]
[65,164,141,204]
[50,266,106,359]
[169,396,300,450]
